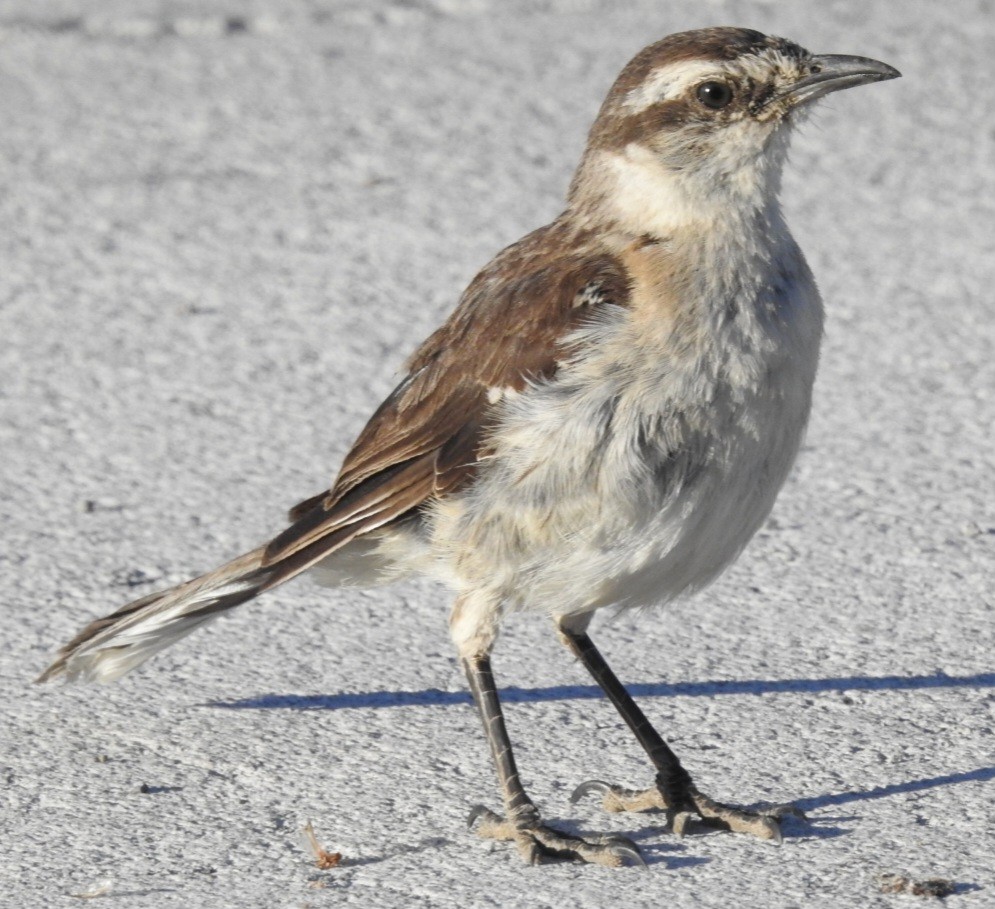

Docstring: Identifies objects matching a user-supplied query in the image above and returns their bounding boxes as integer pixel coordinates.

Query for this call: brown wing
[262,220,631,575]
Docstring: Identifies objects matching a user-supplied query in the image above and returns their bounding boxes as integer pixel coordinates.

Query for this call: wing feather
[266,221,631,569]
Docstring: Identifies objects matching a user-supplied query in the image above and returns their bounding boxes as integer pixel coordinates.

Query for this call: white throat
[574,130,789,241]
[599,145,710,235]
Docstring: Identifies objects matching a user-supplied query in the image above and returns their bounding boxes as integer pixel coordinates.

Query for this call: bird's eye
[696,81,734,110]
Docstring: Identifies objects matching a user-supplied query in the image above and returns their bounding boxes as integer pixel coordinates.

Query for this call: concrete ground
[1,0,993,906]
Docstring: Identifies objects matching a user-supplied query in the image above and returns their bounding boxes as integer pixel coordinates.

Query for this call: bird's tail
[37,544,289,684]
[38,445,427,684]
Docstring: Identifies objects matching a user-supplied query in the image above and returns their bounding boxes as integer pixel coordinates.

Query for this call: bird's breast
[428,237,823,614]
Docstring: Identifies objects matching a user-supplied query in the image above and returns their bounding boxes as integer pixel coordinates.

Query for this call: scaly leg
[463,654,644,866]
[558,619,803,841]
[453,596,643,867]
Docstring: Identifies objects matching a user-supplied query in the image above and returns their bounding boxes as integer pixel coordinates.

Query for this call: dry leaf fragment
[302,820,342,869]
[877,873,956,898]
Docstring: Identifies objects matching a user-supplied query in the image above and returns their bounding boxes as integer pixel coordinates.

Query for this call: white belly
[425,267,824,617]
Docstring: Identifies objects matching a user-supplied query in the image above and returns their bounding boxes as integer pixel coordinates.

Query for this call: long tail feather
[37,545,277,684]
[39,432,441,685]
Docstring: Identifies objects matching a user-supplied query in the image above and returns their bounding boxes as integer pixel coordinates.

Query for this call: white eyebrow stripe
[622,60,727,111]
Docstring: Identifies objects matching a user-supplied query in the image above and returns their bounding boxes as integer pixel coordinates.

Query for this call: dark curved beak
[779,54,901,106]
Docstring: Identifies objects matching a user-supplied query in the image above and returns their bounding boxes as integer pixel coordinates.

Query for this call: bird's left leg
[453,595,643,867]
[557,615,802,842]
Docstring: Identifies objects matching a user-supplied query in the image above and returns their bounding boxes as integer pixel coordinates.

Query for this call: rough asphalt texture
[1,1,993,906]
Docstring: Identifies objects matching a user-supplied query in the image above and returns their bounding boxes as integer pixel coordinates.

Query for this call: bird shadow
[334,836,455,868]
[621,826,712,868]
[204,670,995,713]
[205,671,995,844]
[794,766,995,814]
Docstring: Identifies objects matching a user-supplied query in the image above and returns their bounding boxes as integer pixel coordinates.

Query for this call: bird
[38,27,900,867]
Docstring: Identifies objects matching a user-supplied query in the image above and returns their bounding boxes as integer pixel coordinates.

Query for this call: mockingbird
[39,27,899,867]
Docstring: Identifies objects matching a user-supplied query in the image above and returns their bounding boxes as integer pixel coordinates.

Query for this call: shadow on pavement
[206,672,994,843]
[795,766,995,813]
[205,671,995,712]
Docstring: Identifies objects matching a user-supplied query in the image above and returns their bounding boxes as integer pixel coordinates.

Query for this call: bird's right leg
[557,616,802,841]
[452,595,643,867]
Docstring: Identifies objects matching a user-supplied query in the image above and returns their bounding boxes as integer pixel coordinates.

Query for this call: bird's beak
[777,54,901,107]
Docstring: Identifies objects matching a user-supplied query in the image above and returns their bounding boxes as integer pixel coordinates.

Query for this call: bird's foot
[467,805,645,868]
[570,780,805,843]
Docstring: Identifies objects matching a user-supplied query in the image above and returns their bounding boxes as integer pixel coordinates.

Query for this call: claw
[570,779,612,804]
[604,836,647,870]
[467,805,487,829]
[468,806,518,842]
[467,805,520,840]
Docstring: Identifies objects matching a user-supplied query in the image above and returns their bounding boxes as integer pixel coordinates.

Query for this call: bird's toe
[469,806,645,868]
[571,778,806,843]
[571,778,668,813]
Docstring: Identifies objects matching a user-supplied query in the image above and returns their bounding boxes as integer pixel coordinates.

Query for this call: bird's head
[569,27,900,235]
